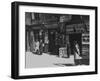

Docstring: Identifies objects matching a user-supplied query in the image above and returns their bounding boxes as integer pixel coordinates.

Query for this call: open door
[48,30,56,54]
[69,33,82,56]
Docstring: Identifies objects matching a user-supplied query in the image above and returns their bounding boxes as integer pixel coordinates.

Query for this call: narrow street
[25,52,75,68]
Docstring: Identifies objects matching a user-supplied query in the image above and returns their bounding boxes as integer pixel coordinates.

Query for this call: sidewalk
[25,52,75,68]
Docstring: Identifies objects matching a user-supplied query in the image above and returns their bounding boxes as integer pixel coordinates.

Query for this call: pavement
[25,52,75,68]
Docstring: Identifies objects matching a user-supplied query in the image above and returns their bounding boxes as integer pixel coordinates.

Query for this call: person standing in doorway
[73,41,82,65]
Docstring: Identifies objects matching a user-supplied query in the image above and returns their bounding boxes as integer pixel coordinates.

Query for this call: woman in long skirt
[74,41,82,65]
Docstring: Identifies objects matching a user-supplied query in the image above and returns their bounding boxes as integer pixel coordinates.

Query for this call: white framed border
[19,5,95,76]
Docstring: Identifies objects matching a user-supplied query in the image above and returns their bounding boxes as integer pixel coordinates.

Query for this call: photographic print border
[11,1,98,79]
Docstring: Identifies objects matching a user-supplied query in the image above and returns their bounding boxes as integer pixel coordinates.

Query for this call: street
[25,52,75,68]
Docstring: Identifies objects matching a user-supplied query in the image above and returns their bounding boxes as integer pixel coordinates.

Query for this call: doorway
[69,33,82,55]
[48,30,56,54]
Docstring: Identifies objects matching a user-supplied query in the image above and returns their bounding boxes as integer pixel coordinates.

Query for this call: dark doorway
[69,33,82,55]
[48,30,56,54]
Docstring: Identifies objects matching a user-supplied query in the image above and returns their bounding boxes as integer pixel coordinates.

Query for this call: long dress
[75,44,82,59]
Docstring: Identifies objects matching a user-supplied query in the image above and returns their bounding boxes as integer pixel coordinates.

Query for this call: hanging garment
[30,31,35,52]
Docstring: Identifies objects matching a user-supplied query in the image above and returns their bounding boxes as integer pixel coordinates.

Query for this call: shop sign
[82,33,89,44]
[66,24,85,33]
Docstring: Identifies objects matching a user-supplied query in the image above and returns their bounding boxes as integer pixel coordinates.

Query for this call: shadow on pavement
[54,63,75,67]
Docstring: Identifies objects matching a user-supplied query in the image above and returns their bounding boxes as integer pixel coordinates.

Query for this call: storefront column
[66,35,71,57]
[26,31,30,52]
[44,31,49,53]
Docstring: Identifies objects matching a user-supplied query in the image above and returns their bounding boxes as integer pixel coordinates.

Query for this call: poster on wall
[11,1,98,79]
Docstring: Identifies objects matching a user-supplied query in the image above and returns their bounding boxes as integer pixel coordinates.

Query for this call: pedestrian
[67,42,71,58]
[44,33,49,53]
[39,39,43,55]
[35,39,40,54]
[73,41,82,65]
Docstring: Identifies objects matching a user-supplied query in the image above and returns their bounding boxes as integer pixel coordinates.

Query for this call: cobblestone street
[25,52,75,68]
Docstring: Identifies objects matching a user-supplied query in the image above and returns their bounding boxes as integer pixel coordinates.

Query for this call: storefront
[25,23,59,55]
[25,12,89,64]
[66,22,89,64]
